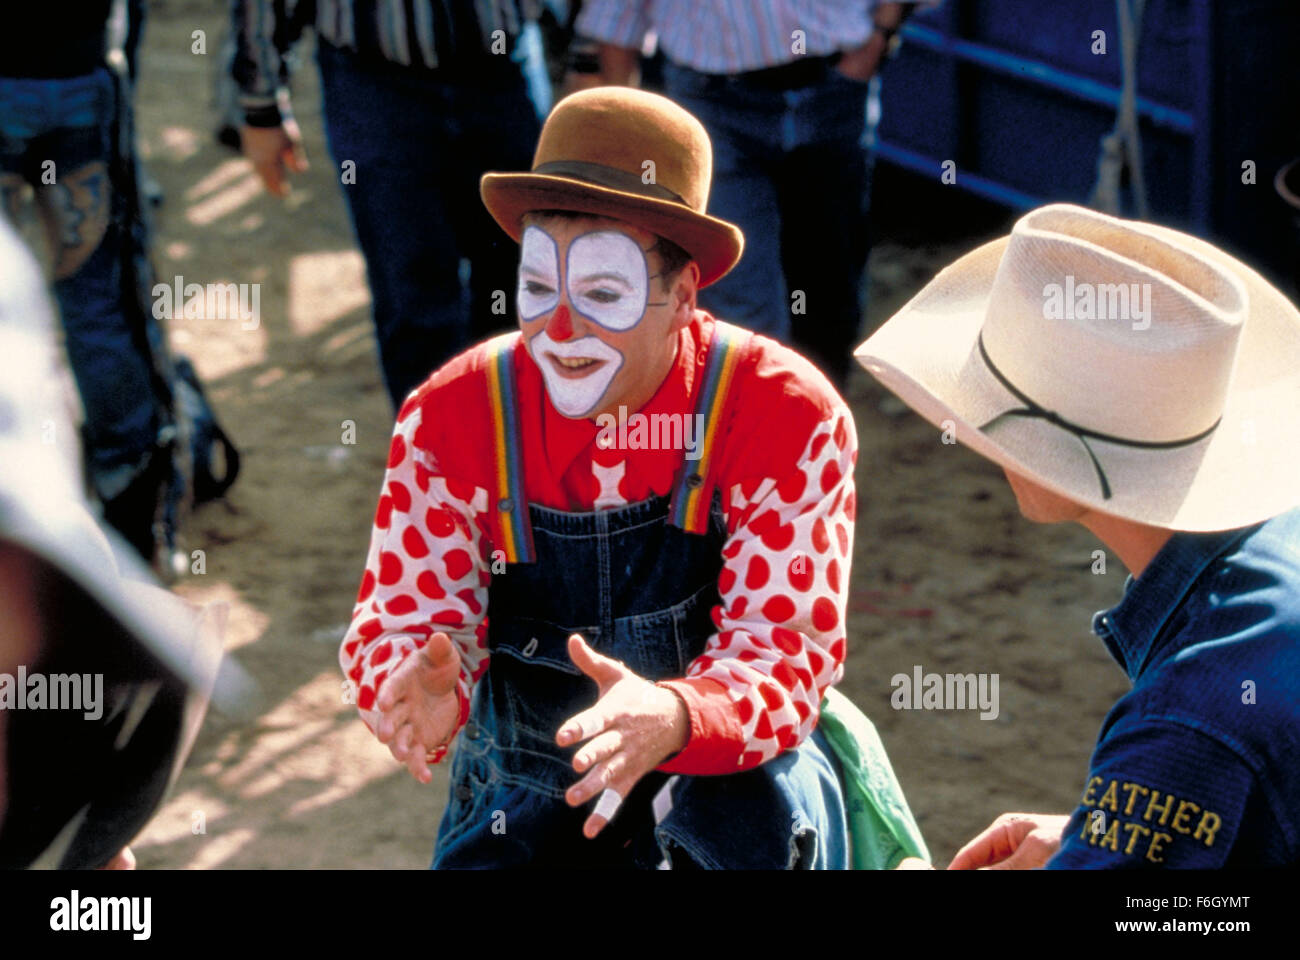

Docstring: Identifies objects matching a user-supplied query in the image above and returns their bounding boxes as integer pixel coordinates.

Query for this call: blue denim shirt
[1048,507,1300,868]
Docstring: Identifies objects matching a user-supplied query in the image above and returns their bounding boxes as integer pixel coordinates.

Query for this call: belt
[676,53,843,92]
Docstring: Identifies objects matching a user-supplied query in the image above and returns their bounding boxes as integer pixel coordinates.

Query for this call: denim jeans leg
[777,73,871,386]
[664,66,791,341]
[317,44,469,409]
[55,224,159,495]
[652,726,850,869]
[2,71,159,499]
[451,73,539,346]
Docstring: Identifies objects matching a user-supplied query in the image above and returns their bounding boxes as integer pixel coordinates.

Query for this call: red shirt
[341,312,857,774]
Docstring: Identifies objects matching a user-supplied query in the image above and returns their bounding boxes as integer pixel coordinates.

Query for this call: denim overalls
[432,322,849,868]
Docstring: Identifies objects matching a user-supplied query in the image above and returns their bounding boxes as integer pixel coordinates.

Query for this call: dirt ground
[119,2,1131,868]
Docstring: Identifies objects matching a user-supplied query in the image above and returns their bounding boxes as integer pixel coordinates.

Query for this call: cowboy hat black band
[531,160,688,206]
[975,334,1222,500]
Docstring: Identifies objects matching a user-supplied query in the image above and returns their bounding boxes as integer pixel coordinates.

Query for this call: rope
[1091,0,1149,218]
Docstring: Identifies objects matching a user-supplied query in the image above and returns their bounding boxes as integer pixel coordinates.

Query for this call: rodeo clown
[338,87,920,869]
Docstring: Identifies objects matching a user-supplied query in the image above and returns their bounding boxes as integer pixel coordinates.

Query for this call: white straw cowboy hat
[854,203,1300,532]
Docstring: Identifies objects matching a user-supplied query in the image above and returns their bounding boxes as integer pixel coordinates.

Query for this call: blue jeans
[663,60,875,386]
[0,69,158,500]
[316,42,541,408]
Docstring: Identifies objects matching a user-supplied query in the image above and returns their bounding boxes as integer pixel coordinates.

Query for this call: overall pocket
[488,618,605,773]
[489,615,602,675]
[617,579,720,680]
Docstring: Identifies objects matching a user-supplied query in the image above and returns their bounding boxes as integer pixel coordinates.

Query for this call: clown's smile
[547,353,608,377]
[528,330,625,417]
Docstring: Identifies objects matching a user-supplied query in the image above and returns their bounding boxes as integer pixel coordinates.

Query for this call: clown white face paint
[520,226,654,418]
[527,328,625,417]
[565,231,649,331]
[518,226,560,321]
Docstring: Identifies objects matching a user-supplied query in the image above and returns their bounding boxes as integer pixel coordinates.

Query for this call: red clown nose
[548,302,574,341]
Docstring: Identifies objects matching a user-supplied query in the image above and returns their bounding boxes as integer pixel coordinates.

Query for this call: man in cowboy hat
[856,203,1300,868]
[337,86,890,868]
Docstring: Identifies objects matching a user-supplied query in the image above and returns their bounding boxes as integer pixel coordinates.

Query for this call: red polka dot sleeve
[338,403,492,765]
[657,409,857,775]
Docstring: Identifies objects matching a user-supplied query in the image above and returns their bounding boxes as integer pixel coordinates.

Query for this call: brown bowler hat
[481,87,745,288]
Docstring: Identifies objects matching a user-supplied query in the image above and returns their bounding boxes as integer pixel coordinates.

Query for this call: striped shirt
[232,0,538,111]
[575,0,889,75]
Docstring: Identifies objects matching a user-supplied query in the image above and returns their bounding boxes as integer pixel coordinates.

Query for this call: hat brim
[854,227,1300,532]
[481,172,745,288]
[0,473,250,711]
[0,484,253,868]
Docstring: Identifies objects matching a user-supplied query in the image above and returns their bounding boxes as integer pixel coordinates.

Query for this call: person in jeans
[576,0,922,387]
[231,0,544,409]
[857,204,1300,867]
[0,2,164,559]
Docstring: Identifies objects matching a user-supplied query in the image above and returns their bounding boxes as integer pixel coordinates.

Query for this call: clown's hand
[374,632,462,784]
[556,634,689,838]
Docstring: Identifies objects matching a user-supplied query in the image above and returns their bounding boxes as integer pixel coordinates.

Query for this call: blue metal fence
[877,0,1300,286]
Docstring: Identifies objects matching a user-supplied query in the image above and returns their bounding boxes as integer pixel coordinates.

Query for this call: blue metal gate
[877,1,1300,286]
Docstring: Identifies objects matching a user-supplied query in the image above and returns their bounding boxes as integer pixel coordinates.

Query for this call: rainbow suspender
[668,321,746,534]
[485,334,536,564]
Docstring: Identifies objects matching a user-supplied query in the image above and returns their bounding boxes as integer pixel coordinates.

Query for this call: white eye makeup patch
[527,329,625,418]
[517,225,560,321]
[566,231,650,332]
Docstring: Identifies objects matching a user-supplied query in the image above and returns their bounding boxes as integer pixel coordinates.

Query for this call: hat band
[976,334,1221,500]
[532,160,689,207]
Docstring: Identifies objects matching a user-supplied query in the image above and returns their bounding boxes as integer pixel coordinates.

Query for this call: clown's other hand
[374,632,462,784]
[556,634,689,838]
[948,812,1071,870]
